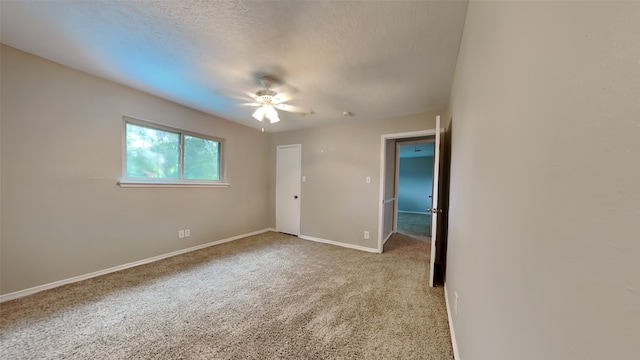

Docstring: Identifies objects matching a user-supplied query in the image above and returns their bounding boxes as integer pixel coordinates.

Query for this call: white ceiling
[0,0,468,133]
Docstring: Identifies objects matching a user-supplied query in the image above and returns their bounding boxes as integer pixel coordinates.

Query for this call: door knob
[294,195,298,199]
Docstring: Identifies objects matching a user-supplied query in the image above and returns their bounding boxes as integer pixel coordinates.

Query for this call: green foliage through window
[184,135,219,180]
[125,120,222,182]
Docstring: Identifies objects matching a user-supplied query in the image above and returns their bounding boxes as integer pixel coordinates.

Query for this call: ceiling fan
[239,75,313,132]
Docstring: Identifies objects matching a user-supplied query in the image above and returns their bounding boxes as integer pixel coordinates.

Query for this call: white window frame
[118,116,229,188]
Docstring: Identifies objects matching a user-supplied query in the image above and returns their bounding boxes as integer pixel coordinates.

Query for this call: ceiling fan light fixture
[252,106,266,122]
[252,104,280,124]
[265,104,280,123]
[243,75,310,127]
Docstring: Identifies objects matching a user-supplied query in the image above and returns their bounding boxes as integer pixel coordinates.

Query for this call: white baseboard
[0,228,273,303]
[298,234,380,254]
[444,283,461,360]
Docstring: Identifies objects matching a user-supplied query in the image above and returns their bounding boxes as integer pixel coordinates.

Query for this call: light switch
[366,176,371,184]
[302,176,306,182]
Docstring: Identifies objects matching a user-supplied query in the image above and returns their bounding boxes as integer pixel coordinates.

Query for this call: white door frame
[429,115,442,287]
[378,128,438,253]
[276,144,301,236]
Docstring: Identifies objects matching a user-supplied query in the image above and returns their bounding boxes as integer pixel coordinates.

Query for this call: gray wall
[397,156,433,213]
[446,1,640,359]
[269,112,439,250]
[1,45,270,294]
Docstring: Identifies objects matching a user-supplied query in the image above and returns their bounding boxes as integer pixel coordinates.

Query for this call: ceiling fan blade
[274,103,313,114]
[238,102,261,107]
[271,82,299,96]
[273,91,294,103]
[244,91,261,101]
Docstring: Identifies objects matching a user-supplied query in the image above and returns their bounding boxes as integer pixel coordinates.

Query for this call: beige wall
[446,1,640,359]
[269,112,439,250]
[0,45,270,294]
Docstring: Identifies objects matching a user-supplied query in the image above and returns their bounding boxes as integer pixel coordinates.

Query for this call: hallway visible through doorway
[396,141,435,241]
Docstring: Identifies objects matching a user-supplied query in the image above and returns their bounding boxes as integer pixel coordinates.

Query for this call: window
[120,118,227,187]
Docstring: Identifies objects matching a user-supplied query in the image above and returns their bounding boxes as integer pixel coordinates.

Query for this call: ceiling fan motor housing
[255,89,278,104]
[259,75,277,89]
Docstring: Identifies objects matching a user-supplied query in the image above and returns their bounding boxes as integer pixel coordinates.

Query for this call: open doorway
[395,141,435,240]
[378,130,438,252]
[378,116,446,287]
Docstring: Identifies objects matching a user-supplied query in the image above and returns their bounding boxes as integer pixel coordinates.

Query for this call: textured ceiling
[0,0,468,132]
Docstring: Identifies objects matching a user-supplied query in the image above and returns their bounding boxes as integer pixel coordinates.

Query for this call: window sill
[118,180,230,188]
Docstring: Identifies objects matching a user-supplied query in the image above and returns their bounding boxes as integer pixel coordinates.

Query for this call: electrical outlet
[364,231,370,239]
[185,229,191,237]
[178,230,185,239]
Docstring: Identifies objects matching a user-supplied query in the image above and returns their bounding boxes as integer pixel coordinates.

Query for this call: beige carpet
[0,232,453,359]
